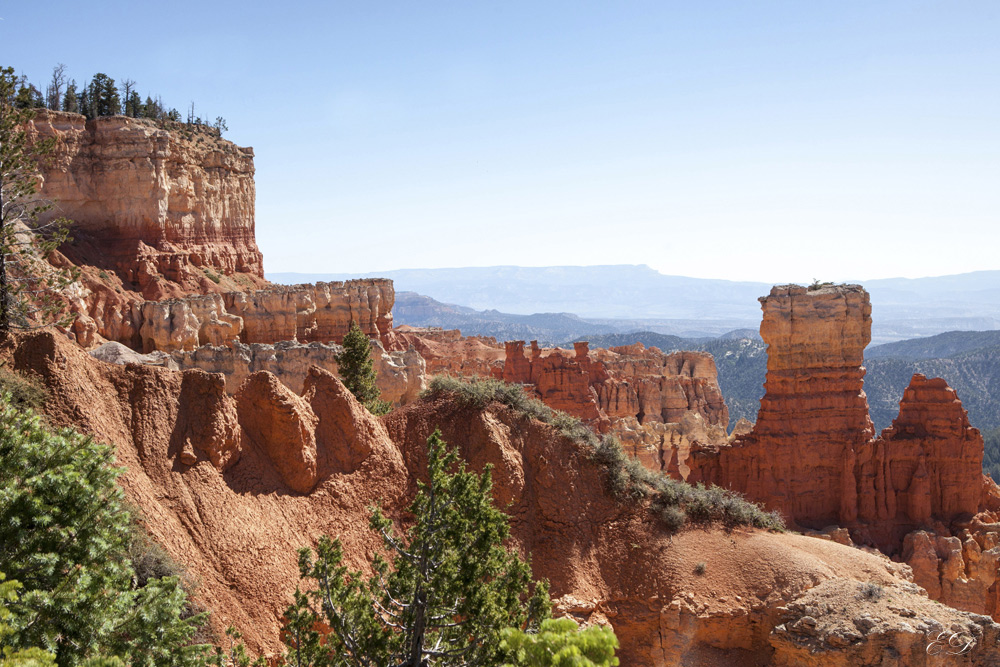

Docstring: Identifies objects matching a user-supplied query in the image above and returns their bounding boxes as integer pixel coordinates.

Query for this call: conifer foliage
[500,618,619,667]
[0,395,209,665]
[335,321,391,416]
[283,430,552,667]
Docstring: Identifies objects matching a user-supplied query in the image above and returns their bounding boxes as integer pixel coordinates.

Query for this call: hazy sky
[3,1,998,283]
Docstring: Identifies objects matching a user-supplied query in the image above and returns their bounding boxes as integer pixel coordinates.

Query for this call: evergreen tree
[13,83,42,110]
[335,321,391,415]
[141,95,157,119]
[0,394,210,665]
[0,67,75,334]
[88,73,119,117]
[1,572,56,666]
[61,80,78,114]
[125,91,142,118]
[77,83,91,118]
[283,430,551,667]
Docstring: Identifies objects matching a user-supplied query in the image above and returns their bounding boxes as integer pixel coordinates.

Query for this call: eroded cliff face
[691,285,875,526]
[16,330,996,666]
[496,339,730,469]
[28,110,265,298]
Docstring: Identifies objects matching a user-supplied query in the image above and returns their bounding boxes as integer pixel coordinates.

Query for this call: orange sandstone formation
[681,283,1000,618]
[28,110,265,297]
[690,284,875,526]
[27,110,400,367]
[494,339,730,468]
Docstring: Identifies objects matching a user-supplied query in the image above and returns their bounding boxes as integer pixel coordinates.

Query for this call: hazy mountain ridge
[392,291,755,344]
[270,266,1000,344]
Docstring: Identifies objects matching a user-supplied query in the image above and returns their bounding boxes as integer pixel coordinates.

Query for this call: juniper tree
[335,321,391,415]
[284,430,551,667]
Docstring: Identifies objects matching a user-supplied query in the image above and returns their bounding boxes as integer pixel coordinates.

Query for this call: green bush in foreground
[0,394,209,665]
[501,618,619,667]
[424,376,784,532]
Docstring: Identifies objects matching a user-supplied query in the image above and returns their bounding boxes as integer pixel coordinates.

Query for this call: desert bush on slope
[423,376,784,532]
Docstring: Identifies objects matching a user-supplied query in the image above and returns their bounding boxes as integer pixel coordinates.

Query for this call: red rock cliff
[28,109,265,298]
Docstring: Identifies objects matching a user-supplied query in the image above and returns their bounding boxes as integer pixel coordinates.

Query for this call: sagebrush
[423,376,784,532]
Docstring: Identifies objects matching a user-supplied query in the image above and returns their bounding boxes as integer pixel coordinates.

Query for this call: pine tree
[0,393,210,665]
[88,73,120,117]
[335,321,391,415]
[125,91,142,118]
[61,80,78,114]
[283,430,552,667]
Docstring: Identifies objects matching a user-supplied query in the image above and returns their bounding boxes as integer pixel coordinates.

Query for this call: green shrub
[424,375,552,422]
[694,562,707,576]
[423,375,785,533]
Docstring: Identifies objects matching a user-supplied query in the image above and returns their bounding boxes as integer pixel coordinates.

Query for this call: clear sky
[2,1,998,283]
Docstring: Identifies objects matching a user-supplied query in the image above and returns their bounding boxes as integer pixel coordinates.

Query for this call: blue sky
[2,1,998,282]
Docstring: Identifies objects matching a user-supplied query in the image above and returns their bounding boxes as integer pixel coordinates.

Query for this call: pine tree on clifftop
[335,320,392,415]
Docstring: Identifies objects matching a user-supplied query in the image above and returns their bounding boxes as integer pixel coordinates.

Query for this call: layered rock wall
[171,338,425,406]
[492,339,730,469]
[28,110,264,298]
[224,281,395,346]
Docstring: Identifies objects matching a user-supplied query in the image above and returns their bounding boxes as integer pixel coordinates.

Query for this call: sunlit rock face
[29,110,264,298]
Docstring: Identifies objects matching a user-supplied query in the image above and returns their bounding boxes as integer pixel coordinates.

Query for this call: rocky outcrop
[901,530,1000,618]
[28,110,265,298]
[691,284,875,527]
[686,285,988,537]
[393,327,504,378]
[236,372,319,494]
[494,339,730,467]
[171,338,425,405]
[175,370,243,470]
[858,375,983,529]
[138,293,243,352]
[677,284,1000,618]
[770,578,1000,665]
[79,280,394,354]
